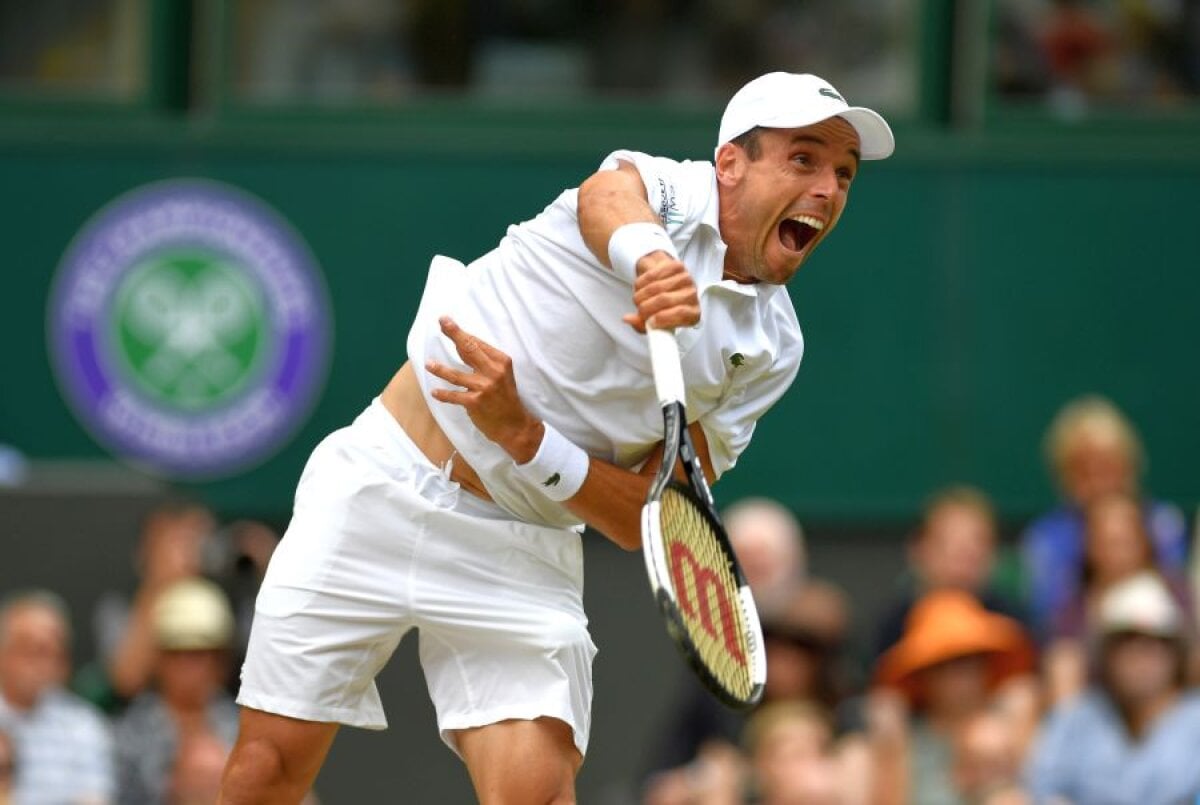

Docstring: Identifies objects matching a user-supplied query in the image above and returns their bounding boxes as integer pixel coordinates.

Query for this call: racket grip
[647,327,686,405]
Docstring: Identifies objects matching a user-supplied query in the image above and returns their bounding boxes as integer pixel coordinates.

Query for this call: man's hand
[426,316,544,463]
[623,251,701,334]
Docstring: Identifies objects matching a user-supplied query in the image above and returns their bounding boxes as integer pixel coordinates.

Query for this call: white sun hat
[153,577,235,650]
[1098,571,1184,639]
[717,72,895,160]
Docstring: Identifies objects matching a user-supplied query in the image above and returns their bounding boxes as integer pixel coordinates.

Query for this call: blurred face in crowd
[752,713,839,805]
[716,118,859,286]
[953,712,1022,800]
[1085,495,1153,586]
[918,653,991,720]
[1103,632,1178,705]
[1060,431,1135,507]
[0,604,68,711]
[158,648,227,711]
[913,502,996,591]
[727,506,803,614]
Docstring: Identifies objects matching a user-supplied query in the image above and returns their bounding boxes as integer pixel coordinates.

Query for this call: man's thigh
[453,717,581,805]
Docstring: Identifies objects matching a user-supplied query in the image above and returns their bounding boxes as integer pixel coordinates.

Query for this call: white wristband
[607,222,679,283]
[514,422,589,502]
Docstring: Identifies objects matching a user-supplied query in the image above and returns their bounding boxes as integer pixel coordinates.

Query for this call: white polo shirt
[407,150,803,529]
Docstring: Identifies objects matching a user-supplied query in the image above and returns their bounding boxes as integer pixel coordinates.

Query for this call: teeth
[789,214,825,230]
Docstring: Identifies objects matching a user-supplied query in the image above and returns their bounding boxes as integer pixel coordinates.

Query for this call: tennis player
[220,72,893,803]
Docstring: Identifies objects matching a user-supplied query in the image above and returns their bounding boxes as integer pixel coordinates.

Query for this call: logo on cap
[48,179,332,479]
[818,87,845,103]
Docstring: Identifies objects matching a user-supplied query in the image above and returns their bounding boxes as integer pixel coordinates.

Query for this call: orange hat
[875,590,1034,701]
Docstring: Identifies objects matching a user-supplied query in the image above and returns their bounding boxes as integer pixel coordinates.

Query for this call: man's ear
[714,142,745,186]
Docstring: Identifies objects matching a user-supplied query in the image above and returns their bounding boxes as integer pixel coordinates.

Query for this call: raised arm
[577,160,697,334]
[577,161,659,263]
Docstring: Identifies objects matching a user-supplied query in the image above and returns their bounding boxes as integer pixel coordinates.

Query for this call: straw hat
[875,590,1034,700]
[153,577,234,651]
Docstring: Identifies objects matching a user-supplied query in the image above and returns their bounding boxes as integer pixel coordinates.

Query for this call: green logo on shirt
[730,353,745,368]
[543,473,561,487]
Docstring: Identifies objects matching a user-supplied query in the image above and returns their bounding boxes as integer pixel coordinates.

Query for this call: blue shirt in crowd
[0,687,114,804]
[1026,689,1200,805]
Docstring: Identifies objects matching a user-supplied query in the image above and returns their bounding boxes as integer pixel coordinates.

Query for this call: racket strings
[660,488,753,701]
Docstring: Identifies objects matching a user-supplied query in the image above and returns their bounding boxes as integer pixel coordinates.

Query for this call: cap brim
[745,106,894,160]
[837,107,894,160]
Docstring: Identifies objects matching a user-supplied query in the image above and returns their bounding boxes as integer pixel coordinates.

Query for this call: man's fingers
[430,386,475,407]
[439,316,492,369]
[425,360,484,391]
[623,312,647,334]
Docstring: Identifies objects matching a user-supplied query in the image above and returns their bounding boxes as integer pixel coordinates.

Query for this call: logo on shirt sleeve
[656,178,682,226]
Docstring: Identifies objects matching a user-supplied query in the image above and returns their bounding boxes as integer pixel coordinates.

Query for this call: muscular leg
[454,717,582,805]
[219,707,339,804]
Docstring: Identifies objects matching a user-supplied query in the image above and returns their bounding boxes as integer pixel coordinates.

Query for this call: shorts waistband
[356,397,510,521]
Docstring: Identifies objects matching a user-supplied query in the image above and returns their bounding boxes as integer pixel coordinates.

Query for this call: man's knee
[221,737,294,802]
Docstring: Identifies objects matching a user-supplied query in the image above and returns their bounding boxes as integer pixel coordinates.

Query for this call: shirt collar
[698,164,778,300]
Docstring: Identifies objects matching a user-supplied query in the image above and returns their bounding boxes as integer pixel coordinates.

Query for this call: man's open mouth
[778,214,825,253]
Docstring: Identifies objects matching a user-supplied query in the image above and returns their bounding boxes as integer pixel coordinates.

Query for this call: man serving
[221,72,894,803]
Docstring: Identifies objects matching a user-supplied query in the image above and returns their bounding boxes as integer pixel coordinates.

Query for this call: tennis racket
[640,328,766,709]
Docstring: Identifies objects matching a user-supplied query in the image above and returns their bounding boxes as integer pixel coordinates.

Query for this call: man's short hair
[0,589,72,647]
[730,126,764,160]
[919,485,997,537]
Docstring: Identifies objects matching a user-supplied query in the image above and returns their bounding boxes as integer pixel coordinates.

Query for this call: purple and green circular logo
[48,179,332,479]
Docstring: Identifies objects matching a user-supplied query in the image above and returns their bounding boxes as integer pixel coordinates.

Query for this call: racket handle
[647,327,686,405]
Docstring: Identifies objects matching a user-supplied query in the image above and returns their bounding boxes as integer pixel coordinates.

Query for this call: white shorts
[237,398,597,756]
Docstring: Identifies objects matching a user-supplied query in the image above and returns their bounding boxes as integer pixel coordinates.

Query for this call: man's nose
[809,164,838,199]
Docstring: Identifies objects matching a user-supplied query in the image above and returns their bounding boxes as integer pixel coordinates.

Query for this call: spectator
[114,577,239,805]
[0,727,13,805]
[97,501,216,701]
[89,502,277,708]
[869,590,1036,805]
[1043,492,1195,705]
[1021,395,1188,639]
[1052,491,1194,641]
[1026,572,1200,803]
[743,700,860,805]
[722,498,807,621]
[874,486,1028,660]
[0,590,114,803]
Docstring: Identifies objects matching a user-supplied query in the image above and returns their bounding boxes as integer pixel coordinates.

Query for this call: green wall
[3,113,1198,521]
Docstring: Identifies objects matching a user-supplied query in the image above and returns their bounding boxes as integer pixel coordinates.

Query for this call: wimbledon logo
[47,179,332,479]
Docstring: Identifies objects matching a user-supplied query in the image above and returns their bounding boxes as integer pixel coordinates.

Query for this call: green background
[4,113,1197,522]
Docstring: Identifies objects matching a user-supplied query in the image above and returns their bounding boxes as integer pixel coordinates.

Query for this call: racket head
[641,479,767,709]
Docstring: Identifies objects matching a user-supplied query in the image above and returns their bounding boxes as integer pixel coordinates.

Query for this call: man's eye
[792,153,810,165]
[837,168,855,181]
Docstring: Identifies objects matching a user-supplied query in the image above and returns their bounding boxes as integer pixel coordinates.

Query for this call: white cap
[1098,571,1183,639]
[717,72,894,160]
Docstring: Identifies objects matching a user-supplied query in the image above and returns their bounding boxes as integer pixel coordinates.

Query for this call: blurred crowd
[3,393,1194,804]
[0,506,279,804]
[0,0,913,110]
[994,0,1200,116]
[642,395,1200,805]
[7,0,1200,120]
